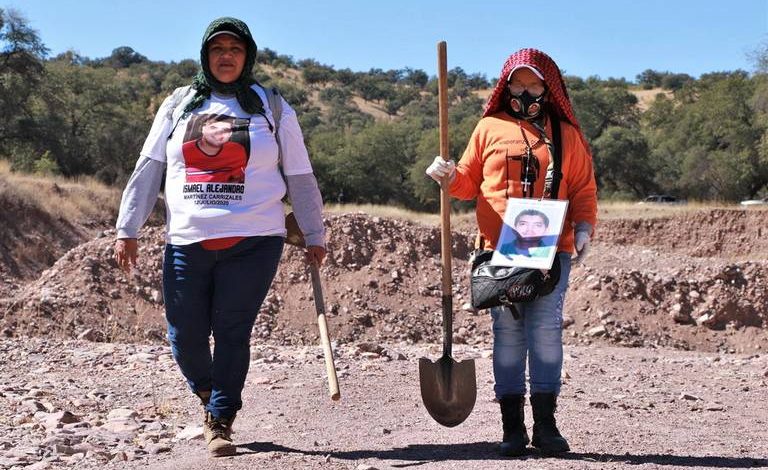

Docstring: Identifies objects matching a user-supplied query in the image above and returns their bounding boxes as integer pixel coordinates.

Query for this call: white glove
[572,230,590,264]
[425,156,456,183]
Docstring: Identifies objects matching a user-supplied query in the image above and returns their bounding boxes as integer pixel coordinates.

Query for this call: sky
[5,0,767,81]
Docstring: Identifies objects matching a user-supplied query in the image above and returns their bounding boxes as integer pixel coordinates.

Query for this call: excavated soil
[2,209,767,353]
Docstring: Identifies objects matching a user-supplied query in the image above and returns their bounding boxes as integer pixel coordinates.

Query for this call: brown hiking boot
[204,412,236,457]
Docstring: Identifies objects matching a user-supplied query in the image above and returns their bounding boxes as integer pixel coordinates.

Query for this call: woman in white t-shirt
[113,17,326,457]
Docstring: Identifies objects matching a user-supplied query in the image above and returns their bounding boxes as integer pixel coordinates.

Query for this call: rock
[145,443,172,454]
[356,465,379,470]
[588,326,607,337]
[107,408,139,420]
[40,411,80,430]
[679,393,701,401]
[127,353,157,363]
[77,329,99,341]
[100,420,142,434]
[175,425,204,441]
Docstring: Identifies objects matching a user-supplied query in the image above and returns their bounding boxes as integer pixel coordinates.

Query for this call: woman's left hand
[306,245,327,266]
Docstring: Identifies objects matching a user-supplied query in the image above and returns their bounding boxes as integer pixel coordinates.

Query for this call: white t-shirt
[139,85,313,245]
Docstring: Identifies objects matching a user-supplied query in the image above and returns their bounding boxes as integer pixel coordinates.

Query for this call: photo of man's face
[515,214,547,238]
[201,120,233,148]
[181,114,250,184]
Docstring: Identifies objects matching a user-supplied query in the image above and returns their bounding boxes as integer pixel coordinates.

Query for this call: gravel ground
[1,338,767,470]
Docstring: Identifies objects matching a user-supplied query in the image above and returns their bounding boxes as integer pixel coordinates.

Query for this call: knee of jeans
[212,312,256,344]
[167,329,209,349]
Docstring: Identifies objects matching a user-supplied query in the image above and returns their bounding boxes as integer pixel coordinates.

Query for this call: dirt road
[2,338,766,470]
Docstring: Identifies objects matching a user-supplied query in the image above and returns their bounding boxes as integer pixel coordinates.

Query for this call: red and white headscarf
[483,48,585,141]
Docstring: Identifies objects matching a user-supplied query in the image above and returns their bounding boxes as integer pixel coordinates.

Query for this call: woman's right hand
[425,156,456,183]
[114,238,138,273]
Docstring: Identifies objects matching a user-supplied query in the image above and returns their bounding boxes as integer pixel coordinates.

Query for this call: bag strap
[534,110,562,200]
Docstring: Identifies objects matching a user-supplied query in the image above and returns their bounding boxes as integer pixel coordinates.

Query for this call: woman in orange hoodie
[426,49,597,457]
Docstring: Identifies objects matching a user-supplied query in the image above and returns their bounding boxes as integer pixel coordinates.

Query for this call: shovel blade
[419,355,477,427]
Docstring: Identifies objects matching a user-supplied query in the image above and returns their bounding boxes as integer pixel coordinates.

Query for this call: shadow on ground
[239,441,768,468]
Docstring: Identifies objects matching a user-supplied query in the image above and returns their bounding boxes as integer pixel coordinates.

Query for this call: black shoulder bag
[469,112,563,313]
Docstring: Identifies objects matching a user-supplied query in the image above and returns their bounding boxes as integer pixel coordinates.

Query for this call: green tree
[591,126,654,197]
[98,46,148,68]
[643,72,766,200]
[569,76,639,142]
[0,8,48,163]
[636,69,663,89]
[312,121,421,207]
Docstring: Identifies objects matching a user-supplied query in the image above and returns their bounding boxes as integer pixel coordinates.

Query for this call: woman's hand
[425,156,456,183]
[114,238,138,273]
[572,230,590,264]
[305,245,327,266]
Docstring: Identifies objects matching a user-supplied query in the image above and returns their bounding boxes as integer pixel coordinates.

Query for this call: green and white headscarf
[184,17,264,115]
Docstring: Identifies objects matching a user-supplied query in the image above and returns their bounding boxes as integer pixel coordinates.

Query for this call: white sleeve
[115,156,165,238]
[277,97,314,176]
[285,173,325,248]
[139,94,177,163]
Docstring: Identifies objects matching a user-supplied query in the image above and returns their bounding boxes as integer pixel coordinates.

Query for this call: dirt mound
[0,186,89,297]
[1,214,481,346]
[597,209,768,259]
[2,210,767,353]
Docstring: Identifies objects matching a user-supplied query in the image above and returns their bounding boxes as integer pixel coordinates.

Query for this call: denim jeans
[490,252,572,398]
[162,236,284,419]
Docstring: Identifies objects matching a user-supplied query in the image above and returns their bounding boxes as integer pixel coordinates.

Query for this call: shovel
[418,41,477,428]
[285,212,341,401]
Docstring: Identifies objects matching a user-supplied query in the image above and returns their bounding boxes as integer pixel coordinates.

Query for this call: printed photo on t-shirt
[181,114,250,183]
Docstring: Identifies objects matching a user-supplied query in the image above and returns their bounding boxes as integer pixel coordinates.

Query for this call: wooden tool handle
[311,264,341,401]
[437,41,452,297]
[437,41,454,355]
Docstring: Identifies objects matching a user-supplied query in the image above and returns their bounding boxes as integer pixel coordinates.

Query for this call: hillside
[0,164,123,299]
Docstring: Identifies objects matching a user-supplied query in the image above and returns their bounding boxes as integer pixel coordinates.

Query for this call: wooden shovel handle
[438,42,452,295]
[310,264,341,401]
[437,41,454,355]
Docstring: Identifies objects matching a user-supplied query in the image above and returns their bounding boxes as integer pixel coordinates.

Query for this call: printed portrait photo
[182,114,251,183]
[492,198,568,270]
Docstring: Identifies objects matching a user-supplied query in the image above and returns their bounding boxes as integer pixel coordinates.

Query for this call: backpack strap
[262,86,283,169]
[166,85,195,140]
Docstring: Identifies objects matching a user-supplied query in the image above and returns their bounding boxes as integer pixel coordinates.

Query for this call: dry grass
[0,160,121,224]
[324,200,748,227]
[630,87,674,111]
[598,200,740,220]
[324,203,475,228]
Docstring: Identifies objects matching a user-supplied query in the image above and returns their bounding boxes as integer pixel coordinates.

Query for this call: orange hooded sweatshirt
[449,111,597,253]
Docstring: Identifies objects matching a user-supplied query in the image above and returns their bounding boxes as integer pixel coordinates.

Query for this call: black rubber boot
[499,394,529,456]
[530,393,570,454]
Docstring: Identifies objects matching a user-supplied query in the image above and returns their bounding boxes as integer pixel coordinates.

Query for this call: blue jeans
[490,252,572,398]
[162,236,284,419]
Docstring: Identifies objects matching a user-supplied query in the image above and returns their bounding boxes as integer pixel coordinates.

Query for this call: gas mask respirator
[508,89,546,120]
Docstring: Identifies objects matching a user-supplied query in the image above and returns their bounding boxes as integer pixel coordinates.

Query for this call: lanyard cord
[504,124,537,199]
[520,130,536,198]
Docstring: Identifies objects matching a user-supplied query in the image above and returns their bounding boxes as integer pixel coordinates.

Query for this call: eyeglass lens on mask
[508,82,545,97]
